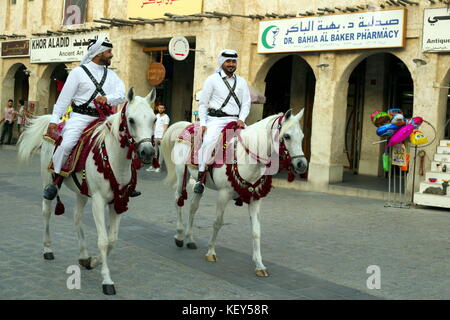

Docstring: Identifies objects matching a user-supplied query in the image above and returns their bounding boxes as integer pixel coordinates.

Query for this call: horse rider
[43,36,141,200]
[195,49,252,194]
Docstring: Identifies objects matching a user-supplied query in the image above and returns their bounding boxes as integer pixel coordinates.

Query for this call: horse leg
[107,204,122,256]
[42,198,54,260]
[185,192,202,249]
[205,190,230,262]
[74,194,92,269]
[248,199,268,277]
[174,166,186,247]
[90,194,116,295]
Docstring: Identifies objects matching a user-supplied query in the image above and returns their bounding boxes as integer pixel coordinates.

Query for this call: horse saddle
[46,119,104,177]
[177,122,239,169]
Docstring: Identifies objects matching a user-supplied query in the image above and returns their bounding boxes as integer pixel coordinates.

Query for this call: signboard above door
[1,40,30,58]
[30,33,109,64]
[423,7,450,52]
[258,9,406,54]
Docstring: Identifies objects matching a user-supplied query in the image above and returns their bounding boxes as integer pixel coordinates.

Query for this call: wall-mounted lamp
[413,58,427,66]
[317,63,329,70]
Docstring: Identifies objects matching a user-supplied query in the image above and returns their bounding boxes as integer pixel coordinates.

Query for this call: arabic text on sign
[141,0,178,8]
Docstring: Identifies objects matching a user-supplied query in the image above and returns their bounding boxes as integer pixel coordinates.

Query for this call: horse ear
[284,109,292,121]
[296,108,305,121]
[145,88,156,105]
[127,87,135,103]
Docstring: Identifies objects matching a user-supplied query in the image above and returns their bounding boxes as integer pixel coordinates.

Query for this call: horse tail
[17,115,51,163]
[161,121,191,188]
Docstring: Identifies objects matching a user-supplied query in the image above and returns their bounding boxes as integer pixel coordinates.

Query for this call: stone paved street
[1,145,450,300]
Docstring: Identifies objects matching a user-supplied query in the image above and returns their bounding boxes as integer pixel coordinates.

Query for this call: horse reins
[236,115,305,170]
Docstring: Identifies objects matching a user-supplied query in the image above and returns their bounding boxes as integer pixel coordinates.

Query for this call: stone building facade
[1,0,449,198]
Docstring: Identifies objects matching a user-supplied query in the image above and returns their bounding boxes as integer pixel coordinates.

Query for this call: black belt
[207,108,238,118]
[72,103,100,117]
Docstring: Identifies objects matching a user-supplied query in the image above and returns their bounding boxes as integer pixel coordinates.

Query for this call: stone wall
[1,0,449,193]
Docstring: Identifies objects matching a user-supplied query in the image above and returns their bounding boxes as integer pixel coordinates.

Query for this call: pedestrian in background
[0,99,16,145]
[146,104,170,172]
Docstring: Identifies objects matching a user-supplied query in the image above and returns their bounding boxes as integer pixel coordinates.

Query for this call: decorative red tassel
[182,190,188,200]
[234,198,243,206]
[177,196,185,207]
[55,196,65,215]
[152,157,160,169]
[288,170,295,182]
[133,157,142,170]
[80,180,89,196]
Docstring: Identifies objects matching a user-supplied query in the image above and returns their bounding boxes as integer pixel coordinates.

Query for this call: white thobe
[197,70,251,171]
[51,61,126,174]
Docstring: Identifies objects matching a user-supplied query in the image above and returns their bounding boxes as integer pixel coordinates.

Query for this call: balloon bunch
[371,108,428,147]
[372,108,428,172]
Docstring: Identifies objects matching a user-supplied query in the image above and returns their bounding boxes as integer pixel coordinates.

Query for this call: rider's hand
[47,123,58,137]
[236,120,246,128]
[95,96,108,104]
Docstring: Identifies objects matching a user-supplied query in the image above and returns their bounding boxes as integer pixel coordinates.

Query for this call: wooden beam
[143,47,168,53]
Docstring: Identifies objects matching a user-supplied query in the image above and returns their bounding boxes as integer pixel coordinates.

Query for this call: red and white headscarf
[80,36,113,65]
[217,49,238,71]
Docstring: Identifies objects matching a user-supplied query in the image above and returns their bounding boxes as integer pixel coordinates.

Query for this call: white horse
[161,109,308,276]
[18,87,156,295]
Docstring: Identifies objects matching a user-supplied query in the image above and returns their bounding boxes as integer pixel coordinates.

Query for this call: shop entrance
[48,64,68,113]
[263,55,316,177]
[444,83,450,138]
[345,53,414,177]
[1,63,29,144]
[141,38,196,123]
[13,65,30,106]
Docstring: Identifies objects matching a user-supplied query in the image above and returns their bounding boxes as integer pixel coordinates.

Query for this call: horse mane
[92,104,124,148]
[235,113,283,159]
[245,113,282,132]
[237,112,300,159]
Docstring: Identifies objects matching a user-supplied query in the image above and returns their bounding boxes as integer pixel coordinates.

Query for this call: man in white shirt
[194,49,251,194]
[43,36,126,200]
[146,104,169,172]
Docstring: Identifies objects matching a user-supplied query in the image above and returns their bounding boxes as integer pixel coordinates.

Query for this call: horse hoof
[102,284,116,295]
[205,254,217,262]
[79,257,93,270]
[256,269,269,277]
[43,252,54,260]
[175,239,184,248]
[186,242,197,250]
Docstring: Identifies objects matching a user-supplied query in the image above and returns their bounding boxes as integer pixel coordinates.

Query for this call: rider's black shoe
[129,190,141,197]
[43,183,58,200]
[194,171,207,194]
[194,182,204,194]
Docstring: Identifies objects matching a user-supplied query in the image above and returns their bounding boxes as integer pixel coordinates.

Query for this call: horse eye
[129,118,135,125]
[284,134,291,140]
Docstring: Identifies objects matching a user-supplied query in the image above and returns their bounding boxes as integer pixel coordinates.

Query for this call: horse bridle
[119,102,155,157]
[273,115,306,163]
[289,154,306,161]
[135,137,154,150]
